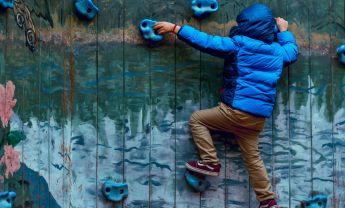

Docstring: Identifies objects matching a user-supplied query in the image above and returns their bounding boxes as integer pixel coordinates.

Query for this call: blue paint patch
[112,159,172,171]
[113,146,141,152]
[222,178,248,186]
[51,163,69,172]
[335,120,345,127]
[13,164,61,208]
[71,135,85,145]
[158,120,174,132]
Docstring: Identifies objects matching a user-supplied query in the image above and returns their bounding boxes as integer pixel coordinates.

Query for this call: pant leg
[190,102,274,201]
[189,103,241,164]
[236,131,275,202]
[220,103,274,201]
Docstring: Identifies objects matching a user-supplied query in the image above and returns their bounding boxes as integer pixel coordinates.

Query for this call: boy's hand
[275,17,288,32]
[153,22,181,34]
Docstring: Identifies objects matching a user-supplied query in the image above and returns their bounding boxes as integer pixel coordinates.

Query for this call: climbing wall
[0,0,344,207]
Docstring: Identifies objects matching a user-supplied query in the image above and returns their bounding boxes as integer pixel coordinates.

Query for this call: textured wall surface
[0,0,344,207]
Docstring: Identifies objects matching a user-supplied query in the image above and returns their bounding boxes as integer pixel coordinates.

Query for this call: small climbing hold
[0,0,13,9]
[102,180,128,202]
[74,0,99,21]
[184,170,210,192]
[337,44,345,65]
[301,194,327,208]
[0,192,16,208]
[7,131,26,147]
[192,0,219,18]
[139,19,163,42]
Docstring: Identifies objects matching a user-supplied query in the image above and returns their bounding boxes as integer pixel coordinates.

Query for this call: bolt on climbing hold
[192,0,219,18]
[184,170,211,192]
[300,194,327,208]
[0,0,13,9]
[0,192,16,208]
[74,0,99,21]
[102,180,128,202]
[337,44,345,65]
[139,19,163,42]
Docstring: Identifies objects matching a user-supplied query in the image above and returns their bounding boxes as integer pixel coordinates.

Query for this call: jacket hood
[230,3,275,44]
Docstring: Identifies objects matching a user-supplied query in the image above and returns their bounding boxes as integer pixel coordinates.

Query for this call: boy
[154,3,298,208]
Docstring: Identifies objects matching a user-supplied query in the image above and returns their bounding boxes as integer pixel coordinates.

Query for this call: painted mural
[0,0,344,208]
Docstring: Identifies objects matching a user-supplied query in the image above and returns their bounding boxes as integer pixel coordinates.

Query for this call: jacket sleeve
[177,25,239,59]
[277,31,299,66]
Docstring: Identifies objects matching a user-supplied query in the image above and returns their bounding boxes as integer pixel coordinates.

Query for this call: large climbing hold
[301,194,327,208]
[0,0,13,9]
[192,0,219,17]
[337,44,345,65]
[102,180,128,202]
[139,19,163,42]
[184,170,210,192]
[0,192,16,208]
[74,0,99,21]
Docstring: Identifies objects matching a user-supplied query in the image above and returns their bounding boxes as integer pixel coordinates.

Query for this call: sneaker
[185,161,221,176]
[259,199,279,208]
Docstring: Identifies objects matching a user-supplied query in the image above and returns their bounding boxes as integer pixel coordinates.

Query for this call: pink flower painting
[0,145,21,178]
[0,81,17,128]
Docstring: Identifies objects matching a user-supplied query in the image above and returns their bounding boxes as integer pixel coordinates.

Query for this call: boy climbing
[154,3,298,208]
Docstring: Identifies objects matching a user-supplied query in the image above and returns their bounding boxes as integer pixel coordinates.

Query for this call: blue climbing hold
[0,0,13,9]
[102,180,128,202]
[139,19,163,42]
[337,44,345,65]
[301,194,327,208]
[0,192,16,208]
[192,0,219,17]
[184,171,210,192]
[74,0,99,21]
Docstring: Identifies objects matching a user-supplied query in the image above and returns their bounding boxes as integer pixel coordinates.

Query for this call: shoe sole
[185,163,219,176]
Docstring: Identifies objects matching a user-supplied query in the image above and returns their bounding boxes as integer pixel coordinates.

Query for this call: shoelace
[197,161,215,170]
[259,204,279,208]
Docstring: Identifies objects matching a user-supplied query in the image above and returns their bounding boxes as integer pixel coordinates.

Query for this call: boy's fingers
[155,22,165,27]
[157,28,165,34]
[153,24,162,29]
[154,26,164,31]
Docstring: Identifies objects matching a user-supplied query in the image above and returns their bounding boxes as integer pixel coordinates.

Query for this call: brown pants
[189,102,275,201]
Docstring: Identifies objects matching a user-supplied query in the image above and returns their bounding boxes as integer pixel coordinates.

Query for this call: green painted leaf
[7,131,26,147]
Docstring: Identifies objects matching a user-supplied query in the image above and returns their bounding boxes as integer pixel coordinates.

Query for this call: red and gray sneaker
[259,199,279,208]
[185,161,221,176]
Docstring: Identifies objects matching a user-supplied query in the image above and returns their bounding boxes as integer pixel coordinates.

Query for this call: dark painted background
[0,0,344,207]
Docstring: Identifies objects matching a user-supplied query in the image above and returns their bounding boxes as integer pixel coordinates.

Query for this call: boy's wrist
[173,25,181,34]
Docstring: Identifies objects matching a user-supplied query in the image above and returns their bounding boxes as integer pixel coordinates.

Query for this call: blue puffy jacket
[177,3,298,117]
